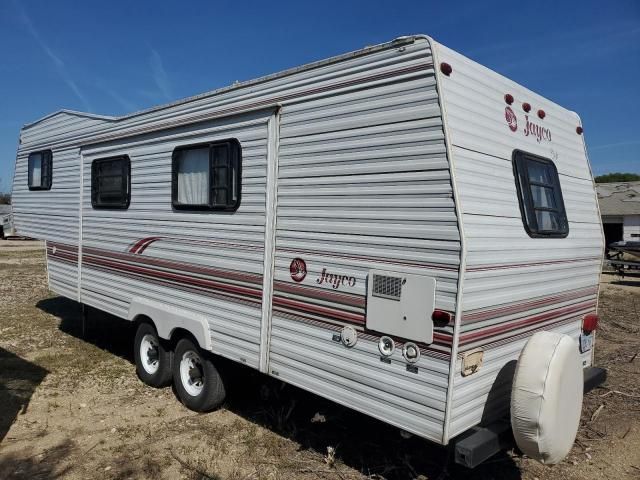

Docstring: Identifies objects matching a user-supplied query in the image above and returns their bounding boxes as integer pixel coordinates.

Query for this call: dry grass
[0,243,639,479]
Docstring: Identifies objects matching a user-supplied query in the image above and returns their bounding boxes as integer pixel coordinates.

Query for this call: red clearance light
[504,94,514,105]
[432,309,453,324]
[522,102,531,113]
[537,109,546,119]
[440,62,452,76]
[582,313,599,333]
[576,126,584,135]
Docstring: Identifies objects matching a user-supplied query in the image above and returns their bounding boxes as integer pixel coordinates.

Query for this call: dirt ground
[0,241,639,480]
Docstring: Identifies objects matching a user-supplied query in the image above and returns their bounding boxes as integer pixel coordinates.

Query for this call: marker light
[576,126,584,135]
[522,102,531,113]
[504,94,514,105]
[582,313,599,334]
[403,342,421,364]
[440,62,452,76]
[537,109,546,119]
[378,336,396,357]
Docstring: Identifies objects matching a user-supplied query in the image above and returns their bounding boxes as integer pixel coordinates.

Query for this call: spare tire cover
[510,331,583,464]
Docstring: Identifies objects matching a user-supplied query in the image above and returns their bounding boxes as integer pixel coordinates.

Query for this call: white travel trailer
[11,35,605,467]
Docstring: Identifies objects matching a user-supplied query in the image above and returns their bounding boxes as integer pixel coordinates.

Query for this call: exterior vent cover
[366,270,436,344]
[372,274,402,301]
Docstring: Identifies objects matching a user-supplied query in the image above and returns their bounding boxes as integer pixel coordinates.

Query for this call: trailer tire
[173,338,225,412]
[510,331,583,464]
[134,322,173,388]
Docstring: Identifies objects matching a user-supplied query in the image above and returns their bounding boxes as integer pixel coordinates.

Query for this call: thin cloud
[13,1,91,112]
[590,140,640,151]
[95,79,138,113]
[149,48,173,101]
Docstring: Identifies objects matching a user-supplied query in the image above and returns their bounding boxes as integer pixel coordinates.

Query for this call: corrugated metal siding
[12,146,83,299]
[434,42,603,438]
[79,113,271,368]
[13,36,461,443]
[268,38,459,443]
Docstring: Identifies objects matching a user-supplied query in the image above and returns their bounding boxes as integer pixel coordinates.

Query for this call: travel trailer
[11,35,606,467]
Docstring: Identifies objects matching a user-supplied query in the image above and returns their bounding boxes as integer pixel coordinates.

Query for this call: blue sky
[0,0,638,192]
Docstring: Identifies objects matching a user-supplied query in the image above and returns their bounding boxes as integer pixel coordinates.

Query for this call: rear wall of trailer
[433,42,604,441]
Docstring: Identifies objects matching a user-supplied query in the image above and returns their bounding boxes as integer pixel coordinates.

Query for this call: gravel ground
[0,243,639,479]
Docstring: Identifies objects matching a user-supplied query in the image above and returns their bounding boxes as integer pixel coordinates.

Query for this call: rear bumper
[453,366,608,468]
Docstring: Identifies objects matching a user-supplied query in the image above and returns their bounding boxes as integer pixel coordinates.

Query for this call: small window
[91,155,131,209]
[513,151,568,238]
[172,140,241,211]
[28,150,52,190]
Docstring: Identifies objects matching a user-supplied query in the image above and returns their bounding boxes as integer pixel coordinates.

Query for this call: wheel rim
[180,350,205,396]
[140,333,160,375]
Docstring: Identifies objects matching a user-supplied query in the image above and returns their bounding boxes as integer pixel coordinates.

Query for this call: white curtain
[29,153,42,187]
[177,148,209,205]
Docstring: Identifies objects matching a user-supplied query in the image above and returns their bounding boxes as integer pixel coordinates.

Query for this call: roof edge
[22,35,425,131]
[23,109,117,130]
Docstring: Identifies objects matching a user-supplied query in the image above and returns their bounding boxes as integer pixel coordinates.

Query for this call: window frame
[171,139,242,212]
[27,150,53,191]
[91,155,131,210]
[512,150,569,239]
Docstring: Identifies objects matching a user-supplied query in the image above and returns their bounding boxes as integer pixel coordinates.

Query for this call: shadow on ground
[0,439,74,479]
[37,297,135,363]
[36,296,522,479]
[0,348,48,442]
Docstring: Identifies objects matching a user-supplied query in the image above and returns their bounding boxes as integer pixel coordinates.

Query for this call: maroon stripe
[462,286,599,323]
[84,256,263,299]
[135,237,162,254]
[83,247,263,285]
[273,296,365,324]
[273,281,366,308]
[467,256,602,272]
[462,316,578,353]
[129,236,160,254]
[459,301,595,345]
[86,261,262,308]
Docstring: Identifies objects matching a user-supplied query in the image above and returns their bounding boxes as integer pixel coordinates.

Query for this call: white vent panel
[366,270,436,344]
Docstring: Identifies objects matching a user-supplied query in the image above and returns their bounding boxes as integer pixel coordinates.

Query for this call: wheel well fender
[127,297,212,351]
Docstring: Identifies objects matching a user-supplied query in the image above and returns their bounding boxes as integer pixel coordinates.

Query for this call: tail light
[582,313,599,334]
[432,309,453,324]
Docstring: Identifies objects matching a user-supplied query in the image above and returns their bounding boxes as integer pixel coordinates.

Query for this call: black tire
[173,337,226,412]
[134,322,173,388]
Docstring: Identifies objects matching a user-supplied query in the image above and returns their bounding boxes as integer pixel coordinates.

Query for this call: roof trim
[21,35,421,132]
[23,109,118,129]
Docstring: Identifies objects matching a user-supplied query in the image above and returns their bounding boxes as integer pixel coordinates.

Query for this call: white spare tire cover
[511,331,583,464]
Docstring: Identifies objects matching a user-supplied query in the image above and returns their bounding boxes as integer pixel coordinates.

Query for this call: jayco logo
[523,115,552,143]
[505,107,552,143]
[316,268,356,290]
[505,106,517,132]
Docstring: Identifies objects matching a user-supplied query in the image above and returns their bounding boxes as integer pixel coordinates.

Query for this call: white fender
[511,331,583,464]
[128,297,212,351]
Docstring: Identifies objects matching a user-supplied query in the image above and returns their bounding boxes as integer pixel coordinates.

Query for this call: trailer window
[27,150,52,190]
[91,156,131,209]
[513,151,568,238]
[172,140,241,211]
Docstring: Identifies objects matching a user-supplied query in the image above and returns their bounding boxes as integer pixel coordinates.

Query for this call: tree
[594,172,640,183]
[0,193,10,205]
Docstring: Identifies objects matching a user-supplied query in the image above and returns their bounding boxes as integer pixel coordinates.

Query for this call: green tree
[594,172,640,183]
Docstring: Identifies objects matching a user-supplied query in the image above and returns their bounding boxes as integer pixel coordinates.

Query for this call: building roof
[597,182,640,216]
